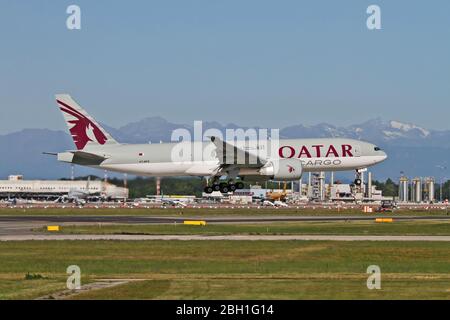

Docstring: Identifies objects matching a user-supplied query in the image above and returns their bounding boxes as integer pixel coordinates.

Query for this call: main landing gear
[204,181,245,194]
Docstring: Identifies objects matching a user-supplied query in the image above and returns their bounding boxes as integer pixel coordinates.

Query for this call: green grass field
[0,240,449,299]
[2,207,450,299]
[53,220,450,236]
[1,207,449,217]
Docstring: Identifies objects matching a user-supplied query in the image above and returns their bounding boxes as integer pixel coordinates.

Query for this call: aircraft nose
[380,151,388,162]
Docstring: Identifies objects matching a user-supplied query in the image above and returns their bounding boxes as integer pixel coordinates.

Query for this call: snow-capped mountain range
[281,119,437,146]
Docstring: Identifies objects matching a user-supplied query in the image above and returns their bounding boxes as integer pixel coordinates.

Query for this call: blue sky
[0,0,449,134]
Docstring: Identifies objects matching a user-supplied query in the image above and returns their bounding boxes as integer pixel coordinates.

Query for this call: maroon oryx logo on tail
[57,100,108,150]
[287,165,295,173]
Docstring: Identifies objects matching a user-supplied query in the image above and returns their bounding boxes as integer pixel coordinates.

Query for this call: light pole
[436,164,447,203]
[399,170,408,203]
[441,177,449,202]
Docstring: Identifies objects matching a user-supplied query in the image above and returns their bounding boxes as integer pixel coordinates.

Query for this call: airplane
[48,94,387,194]
[57,177,94,205]
[161,199,188,207]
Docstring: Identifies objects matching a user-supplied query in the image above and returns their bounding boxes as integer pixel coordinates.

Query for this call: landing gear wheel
[220,185,229,194]
[235,182,245,189]
[228,184,237,192]
[354,178,362,186]
[212,184,221,192]
[204,186,213,194]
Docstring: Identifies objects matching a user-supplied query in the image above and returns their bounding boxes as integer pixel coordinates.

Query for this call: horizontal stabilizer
[57,150,108,165]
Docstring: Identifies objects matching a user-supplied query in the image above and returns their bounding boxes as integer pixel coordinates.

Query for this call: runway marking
[2,234,450,241]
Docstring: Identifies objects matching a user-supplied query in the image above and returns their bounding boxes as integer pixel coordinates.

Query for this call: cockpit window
[374,147,382,151]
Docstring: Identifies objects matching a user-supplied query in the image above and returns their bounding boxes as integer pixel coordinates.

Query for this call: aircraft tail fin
[55,94,118,150]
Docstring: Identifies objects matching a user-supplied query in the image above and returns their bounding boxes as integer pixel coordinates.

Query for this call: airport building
[0,175,129,200]
[293,171,385,203]
[398,176,437,203]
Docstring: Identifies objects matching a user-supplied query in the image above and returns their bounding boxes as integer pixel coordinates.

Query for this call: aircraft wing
[210,136,267,168]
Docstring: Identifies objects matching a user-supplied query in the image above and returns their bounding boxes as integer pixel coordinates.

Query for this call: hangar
[0,175,128,200]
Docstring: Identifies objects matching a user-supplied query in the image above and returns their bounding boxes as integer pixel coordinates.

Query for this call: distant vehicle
[274,200,288,207]
[133,198,153,204]
[49,94,387,194]
[262,200,275,207]
[7,198,17,205]
[297,196,309,203]
[266,181,288,201]
[376,200,397,213]
[6,198,32,205]
[162,199,187,207]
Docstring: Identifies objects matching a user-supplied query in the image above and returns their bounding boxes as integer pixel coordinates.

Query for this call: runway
[1,214,450,224]
[2,234,450,242]
[0,214,449,239]
[0,214,449,235]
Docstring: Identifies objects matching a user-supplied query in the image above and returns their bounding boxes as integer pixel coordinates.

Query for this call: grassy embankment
[53,220,450,236]
[0,240,449,299]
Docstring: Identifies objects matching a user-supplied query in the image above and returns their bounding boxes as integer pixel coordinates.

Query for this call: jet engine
[259,158,303,180]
